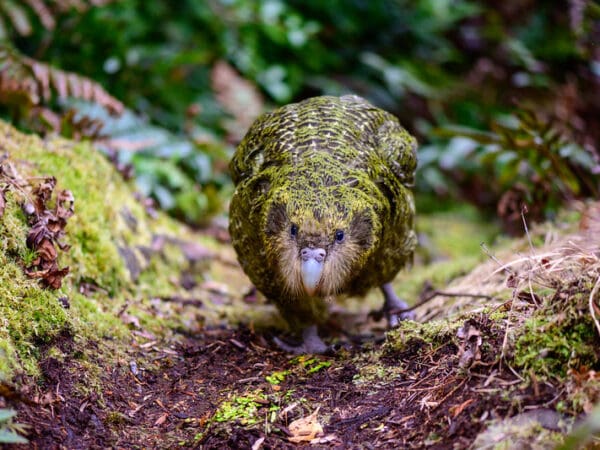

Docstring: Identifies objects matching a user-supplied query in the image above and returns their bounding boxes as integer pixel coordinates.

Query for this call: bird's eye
[290,224,298,237]
[334,230,345,243]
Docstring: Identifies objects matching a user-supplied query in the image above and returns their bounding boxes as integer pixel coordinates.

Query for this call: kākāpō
[229,95,417,353]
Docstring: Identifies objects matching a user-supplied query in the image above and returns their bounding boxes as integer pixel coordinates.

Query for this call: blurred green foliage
[0,408,27,444]
[1,0,599,228]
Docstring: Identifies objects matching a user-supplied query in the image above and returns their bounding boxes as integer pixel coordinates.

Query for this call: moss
[0,120,222,379]
[513,311,598,380]
[105,411,128,425]
[384,318,464,354]
[289,355,332,375]
[472,419,564,449]
[0,211,70,378]
[353,350,406,385]
[265,370,290,385]
[213,390,268,425]
[415,204,500,262]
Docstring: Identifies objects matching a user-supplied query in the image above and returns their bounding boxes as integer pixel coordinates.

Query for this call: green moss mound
[0,121,207,379]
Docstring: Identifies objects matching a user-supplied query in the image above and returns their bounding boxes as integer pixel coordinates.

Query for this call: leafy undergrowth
[1,120,600,448]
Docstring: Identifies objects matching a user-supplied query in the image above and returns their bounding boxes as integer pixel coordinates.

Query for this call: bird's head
[263,190,379,298]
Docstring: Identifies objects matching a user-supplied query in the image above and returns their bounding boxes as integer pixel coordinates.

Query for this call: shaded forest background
[1,0,599,230]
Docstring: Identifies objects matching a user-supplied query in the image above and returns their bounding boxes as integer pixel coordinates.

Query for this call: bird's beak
[300,247,326,296]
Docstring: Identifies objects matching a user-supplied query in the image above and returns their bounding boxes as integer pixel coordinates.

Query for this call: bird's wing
[376,119,418,188]
[229,111,273,185]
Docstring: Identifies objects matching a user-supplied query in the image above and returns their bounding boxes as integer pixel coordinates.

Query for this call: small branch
[521,205,535,254]
[160,296,204,307]
[389,290,496,316]
[333,405,391,429]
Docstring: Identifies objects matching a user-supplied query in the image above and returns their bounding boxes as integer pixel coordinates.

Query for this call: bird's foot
[380,283,415,328]
[273,325,334,354]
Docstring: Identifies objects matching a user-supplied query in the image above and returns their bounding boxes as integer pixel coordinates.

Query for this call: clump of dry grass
[416,203,600,327]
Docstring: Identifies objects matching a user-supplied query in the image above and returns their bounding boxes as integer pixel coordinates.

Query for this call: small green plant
[290,355,332,374]
[265,369,290,385]
[213,391,267,425]
[420,108,599,232]
[0,408,28,444]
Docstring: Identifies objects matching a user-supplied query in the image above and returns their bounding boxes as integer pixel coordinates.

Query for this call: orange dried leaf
[154,412,168,426]
[288,407,323,443]
[450,399,474,418]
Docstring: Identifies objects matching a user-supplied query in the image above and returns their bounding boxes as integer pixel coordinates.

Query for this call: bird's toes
[387,308,415,328]
[273,335,332,355]
[383,296,415,328]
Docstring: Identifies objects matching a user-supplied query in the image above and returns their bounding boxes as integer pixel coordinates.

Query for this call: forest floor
[10,216,594,449]
[14,314,551,449]
[1,121,598,449]
[14,298,576,450]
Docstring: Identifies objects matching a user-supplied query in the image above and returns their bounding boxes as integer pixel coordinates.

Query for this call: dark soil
[5,312,560,449]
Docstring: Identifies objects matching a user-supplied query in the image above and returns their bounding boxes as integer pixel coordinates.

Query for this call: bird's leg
[273,324,330,354]
[380,282,414,328]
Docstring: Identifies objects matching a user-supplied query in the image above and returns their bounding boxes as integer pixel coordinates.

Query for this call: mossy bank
[0,120,244,381]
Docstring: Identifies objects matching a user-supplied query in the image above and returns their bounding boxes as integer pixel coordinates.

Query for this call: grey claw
[273,325,331,354]
[381,282,414,328]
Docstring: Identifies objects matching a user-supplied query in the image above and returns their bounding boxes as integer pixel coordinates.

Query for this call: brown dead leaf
[56,189,74,219]
[0,160,27,187]
[457,320,483,368]
[154,412,169,426]
[251,436,265,450]
[36,238,58,265]
[211,60,264,143]
[24,179,74,290]
[121,313,141,329]
[46,266,70,289]
[27,219,52,248]
[288,407,324,444]
[180,241,214,263]
[32,176,56,213]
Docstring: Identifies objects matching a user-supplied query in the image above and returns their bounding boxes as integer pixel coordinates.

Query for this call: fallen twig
[389,290,496,316]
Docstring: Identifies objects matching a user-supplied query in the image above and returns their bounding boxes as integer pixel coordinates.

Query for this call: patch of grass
[353,354,405,385]
[415,203,500,262]
[105,411,128,425]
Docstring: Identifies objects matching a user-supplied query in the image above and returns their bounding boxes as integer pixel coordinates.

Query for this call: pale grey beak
[300,247,326,296]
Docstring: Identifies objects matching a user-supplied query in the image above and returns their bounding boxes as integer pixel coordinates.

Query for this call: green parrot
[229,95,417,353]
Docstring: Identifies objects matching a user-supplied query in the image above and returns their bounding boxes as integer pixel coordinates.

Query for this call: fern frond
[22,0,55,30]
[0,0,33,35]
[0,44,123,115]
[0,0,113,36]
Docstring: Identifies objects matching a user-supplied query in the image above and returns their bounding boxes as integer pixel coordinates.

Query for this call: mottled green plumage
[229,95,417,332]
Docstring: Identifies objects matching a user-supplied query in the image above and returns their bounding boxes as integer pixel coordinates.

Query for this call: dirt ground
[6,308,560,449]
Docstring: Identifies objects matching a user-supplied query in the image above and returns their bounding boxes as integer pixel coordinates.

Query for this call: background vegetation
[1,0,599,230]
